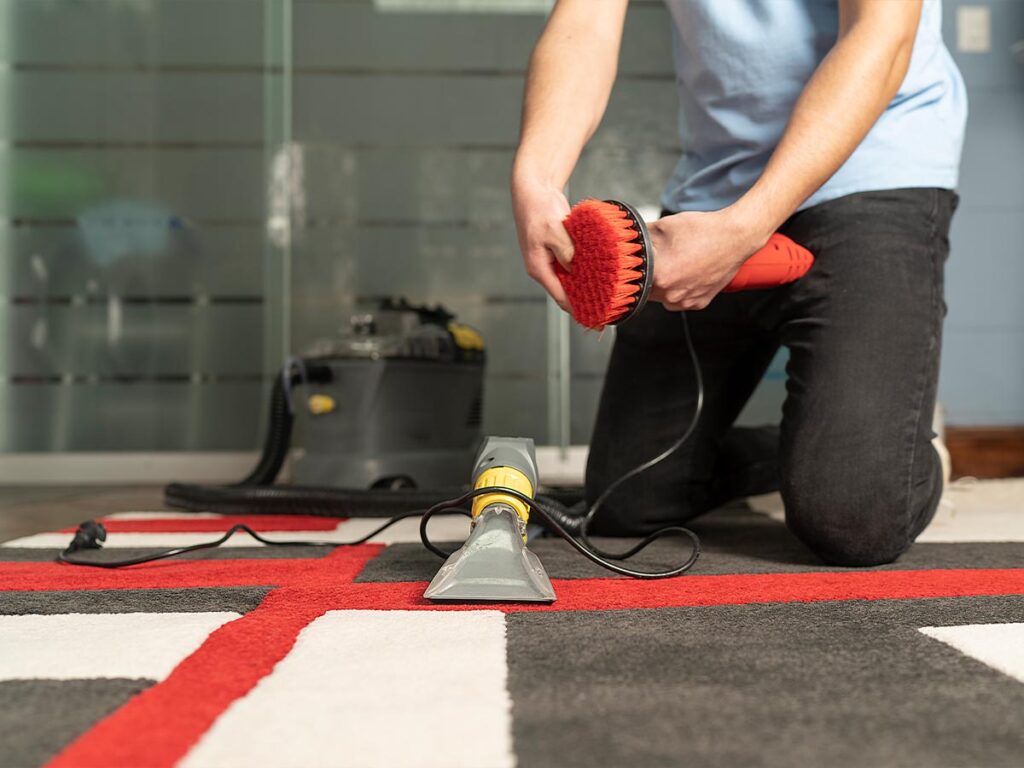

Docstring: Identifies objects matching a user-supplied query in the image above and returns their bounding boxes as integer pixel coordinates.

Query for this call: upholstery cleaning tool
[423,437,555,602]
[558,199,815,329]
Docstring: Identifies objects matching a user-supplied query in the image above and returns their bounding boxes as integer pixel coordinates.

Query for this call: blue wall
[939,0,1024,425]
[739,0,1024,429]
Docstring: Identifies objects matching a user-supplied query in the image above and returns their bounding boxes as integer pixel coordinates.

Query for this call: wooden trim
[946,427,1024,479]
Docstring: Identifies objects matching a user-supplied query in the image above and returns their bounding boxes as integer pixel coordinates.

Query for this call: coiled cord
[418,486,700,579]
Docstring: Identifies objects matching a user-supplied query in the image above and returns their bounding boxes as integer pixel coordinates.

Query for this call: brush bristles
[557,199,646,329]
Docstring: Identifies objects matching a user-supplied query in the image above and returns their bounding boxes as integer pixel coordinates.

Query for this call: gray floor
[0,486,165,542]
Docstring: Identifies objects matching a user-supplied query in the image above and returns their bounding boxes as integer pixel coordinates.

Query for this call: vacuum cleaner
[164,298,498,517]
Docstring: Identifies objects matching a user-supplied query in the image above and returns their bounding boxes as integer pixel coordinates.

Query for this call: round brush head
[557,199,653,330]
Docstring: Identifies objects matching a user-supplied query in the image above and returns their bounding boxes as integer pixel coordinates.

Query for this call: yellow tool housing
[471,466,533,524]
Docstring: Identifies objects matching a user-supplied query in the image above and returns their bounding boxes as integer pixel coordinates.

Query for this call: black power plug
[66,520,107,553]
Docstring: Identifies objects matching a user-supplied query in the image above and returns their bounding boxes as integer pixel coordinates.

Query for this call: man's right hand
[511,176,574,312]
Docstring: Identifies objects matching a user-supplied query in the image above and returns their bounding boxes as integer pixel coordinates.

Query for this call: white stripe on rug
[919,623,1024,683]
[105,512,226,520]
[181,610,514,768]
[746,486,1024,542]
[1,516,471,549]
[0,613,238,681]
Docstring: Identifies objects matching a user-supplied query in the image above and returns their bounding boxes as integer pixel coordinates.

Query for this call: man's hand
[648,208,768,311]
[511,177,574,311]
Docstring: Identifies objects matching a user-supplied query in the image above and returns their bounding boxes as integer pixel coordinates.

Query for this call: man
[511,0,966,566]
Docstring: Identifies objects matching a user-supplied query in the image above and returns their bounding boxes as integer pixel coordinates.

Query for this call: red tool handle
[723,233,814,292]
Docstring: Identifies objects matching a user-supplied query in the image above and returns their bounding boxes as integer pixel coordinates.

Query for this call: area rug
[1,502,1023,768]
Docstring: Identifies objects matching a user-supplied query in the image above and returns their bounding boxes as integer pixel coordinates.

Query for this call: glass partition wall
[1,0,783,479]
[0,0,290,461]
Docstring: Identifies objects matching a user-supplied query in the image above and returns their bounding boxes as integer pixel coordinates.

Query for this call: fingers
[547,222,576,271]
[522,220,573,311]
[508,179,574,311]
[660,299,711,312]
[526,248,571,312]
[649,286,712,312]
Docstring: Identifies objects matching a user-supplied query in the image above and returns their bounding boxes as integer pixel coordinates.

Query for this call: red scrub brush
[557,199,815,329]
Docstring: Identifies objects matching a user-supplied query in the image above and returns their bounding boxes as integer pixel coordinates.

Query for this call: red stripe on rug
[541,568,1024,611]
[4,561,1024,607]
[0,550,382,592]
[295,568,1024,613]
[58,515,344,533]
[45,548,380,768]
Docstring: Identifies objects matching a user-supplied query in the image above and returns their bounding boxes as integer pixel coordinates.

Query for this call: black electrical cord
[60,312,704,579]
[579,311,704,561]
[57,511,468,569]
[418,486,700,579]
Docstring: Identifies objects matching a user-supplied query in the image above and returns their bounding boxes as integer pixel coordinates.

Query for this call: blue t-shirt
[661,0,967,213]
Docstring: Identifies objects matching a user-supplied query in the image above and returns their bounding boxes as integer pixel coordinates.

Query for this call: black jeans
[586,188,957,566]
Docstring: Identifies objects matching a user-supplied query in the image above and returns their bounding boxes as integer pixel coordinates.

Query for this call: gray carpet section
[0,587,270,616]
[357,508,1024,581]
[0,678,152,768]
[0,545,334,563]
[507,595,1024,768]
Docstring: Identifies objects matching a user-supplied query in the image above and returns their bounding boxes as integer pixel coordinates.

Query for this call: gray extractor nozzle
[423,437,556,603]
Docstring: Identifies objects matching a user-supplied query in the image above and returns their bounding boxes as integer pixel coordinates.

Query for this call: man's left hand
[648,208,768,311]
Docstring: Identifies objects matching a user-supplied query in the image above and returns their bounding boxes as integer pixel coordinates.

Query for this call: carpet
[1,500,1023,768]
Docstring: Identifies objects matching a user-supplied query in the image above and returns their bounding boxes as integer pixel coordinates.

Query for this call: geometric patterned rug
[2,504,1023,767]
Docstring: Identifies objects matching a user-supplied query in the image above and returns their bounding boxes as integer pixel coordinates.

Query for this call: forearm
[734,0,922,239]
[512,0,628,189]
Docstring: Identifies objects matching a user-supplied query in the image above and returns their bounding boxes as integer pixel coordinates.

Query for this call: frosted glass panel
[0,0,288,451]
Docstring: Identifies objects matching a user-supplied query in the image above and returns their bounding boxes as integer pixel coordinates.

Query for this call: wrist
[715,204,773,263]
[511,154,566,195]
[728,191,789,249]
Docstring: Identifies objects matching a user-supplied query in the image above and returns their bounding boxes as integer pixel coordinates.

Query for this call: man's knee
[780,468,914,567]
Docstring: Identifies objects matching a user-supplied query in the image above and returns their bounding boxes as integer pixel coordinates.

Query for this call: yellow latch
[448,323,485,351]
[307,394,336,415]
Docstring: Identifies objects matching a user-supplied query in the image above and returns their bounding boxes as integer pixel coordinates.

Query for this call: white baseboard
[535,445,588,486]
[0,446,589,487]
